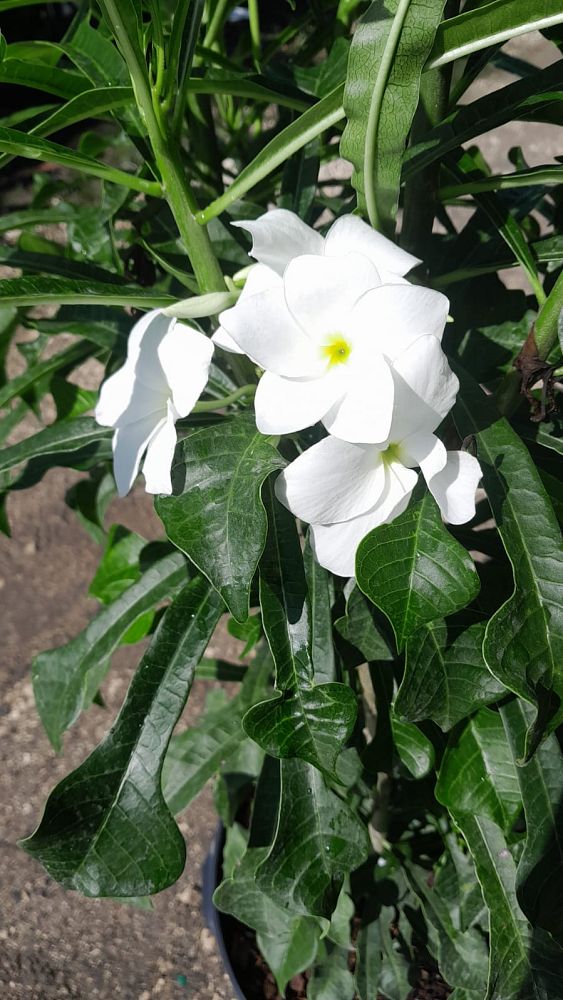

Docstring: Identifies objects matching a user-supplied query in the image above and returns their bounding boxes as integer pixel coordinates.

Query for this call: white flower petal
[212,264,281,357]
[427,450,482,524]
[400,431,448,482]
[142,404,178,495]
[325,215,420,277]
[158,320,213,417]
[218,286,319,376]
[233,208,324,274]
[275,437,385,524]
[310,462,417,577]
[254,369,342,434]
[391,336,459,436]
[323,353,394,444]
[95,310,170,427]
[351,284,449,362]
[283,252,380,344]
[112,411,166,497]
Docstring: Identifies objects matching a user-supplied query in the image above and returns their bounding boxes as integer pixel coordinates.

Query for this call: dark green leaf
[308,940,355,1000]
[244,485,357,774]
[436,709,521,831]
[0,276,174,308]
[355,920,382,1000]
[32,553,188,750]
[0,341,95,410]
[155,414,285,622]
[391,717,435,779]
[356,493,480,651]
[304,535,336,684]
[395,622,506,730]
[256,758,369,919]
[453,371,563,756]
[0,417,110,477]
[341,0,446,230]
[89,525,147,604]
[334,584,393,666]
[21,577,224,896]
[501,698,563,941]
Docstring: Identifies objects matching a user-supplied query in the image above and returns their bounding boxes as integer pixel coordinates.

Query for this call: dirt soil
[0,31,559,1000]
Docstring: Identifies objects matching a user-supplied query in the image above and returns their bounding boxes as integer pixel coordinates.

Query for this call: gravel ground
[0,30,560,1000]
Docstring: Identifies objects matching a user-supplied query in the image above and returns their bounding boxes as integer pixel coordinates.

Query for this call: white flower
[275,340,481,577]
[215,241,450,444]
[95,309,213,496]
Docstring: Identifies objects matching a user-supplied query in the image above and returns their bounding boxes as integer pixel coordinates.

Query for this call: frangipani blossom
[213,207,422,370]
[95,310,213,497]
[215,249,450,444]
[275,345,481,577]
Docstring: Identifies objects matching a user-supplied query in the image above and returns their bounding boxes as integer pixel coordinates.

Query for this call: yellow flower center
[321,333,351,368]
[382,442,402,465]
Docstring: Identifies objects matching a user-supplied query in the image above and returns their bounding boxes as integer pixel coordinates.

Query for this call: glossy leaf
[0,417,111,477]
[0,127,161,195]
[304,535,336,684]
[391,717,435,779]
[356,493,480,651]
[155,414,285,622]
[454,813,563,1000]
[501,698,563,941]
[256,757,370,919]
[32,553,188,750]
[22,577,224,896]
[453,373,563,756]
[243,485,357,775]
[308,940,355,1000]
[89,525,147,604]
[427,0,563,70]
[0,276,174,308]
[340,0,446,230]
[436,708,521,831]
[334,584,393,666]
[162,649,272,815]
[0,340,95,410]
[355,920,382,1000]
[395,622,506,730]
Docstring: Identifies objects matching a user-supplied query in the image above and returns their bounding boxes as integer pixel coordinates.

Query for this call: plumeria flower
[215,247,450,444]
[275,339,481,577]
[212,208,421,361]
[96,309,213,496]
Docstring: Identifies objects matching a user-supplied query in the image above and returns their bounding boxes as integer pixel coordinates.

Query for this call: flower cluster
[96,210,481,577]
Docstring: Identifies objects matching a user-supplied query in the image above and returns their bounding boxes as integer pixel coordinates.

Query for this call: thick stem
[535,269,563,360]
[99,0,224,294]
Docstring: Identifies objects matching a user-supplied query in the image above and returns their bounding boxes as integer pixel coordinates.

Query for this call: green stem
[98,0,224,294]
[202,0,231,49]
[535,269,563,360]
[193,384,256,412]
[248,0,261,67]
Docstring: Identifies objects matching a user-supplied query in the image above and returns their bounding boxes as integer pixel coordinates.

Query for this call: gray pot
[202,825,247,1000]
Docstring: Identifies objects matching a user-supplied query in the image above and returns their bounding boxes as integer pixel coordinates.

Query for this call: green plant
[1,1,563,996]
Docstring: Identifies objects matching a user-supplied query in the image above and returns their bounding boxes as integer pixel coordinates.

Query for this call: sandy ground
[0,29,561,1000]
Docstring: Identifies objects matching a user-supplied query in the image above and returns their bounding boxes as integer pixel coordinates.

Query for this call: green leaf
[21,577,224,896]
[32,553,188,751]
[0,417,111,477]
[356,493,480,651]
[256,758,370,919]
[0,127,162,195]
[0,340,95,410]
[162,649,272,815]
[89,525,147,604]
[454,812,563,1000]
[436,709,521,831]
[391,717,434,779]
[404,62,563,179]
[0,276,174,309]
[453,372,563,756]
[243,484,357,774]
[227,613,262,657]
[395,622,506,730]
[155,414,284,622]
[378,906,412,1000]
[198,85,345,224]
[334,584,393,666]
[404,863,488,992]
[427,0,563,71]
[500,698,563,941]
[355,920,382,1000]
[341,0,446,230]
[0,58,88,100]
[308,940,355,1000]
[304,535,336,684]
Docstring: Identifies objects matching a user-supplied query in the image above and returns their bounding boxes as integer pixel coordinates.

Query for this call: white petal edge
[399,431,448,483]
[95,310,170,426]
[158,320,214,417]
[325,215,421,277]
[219,286,320,377]
[427,450,482,524]
[212,263,281,357]
[275,437,385,524]
[351,283,450,362]
[142,403,178,495]
[254,369,343,435]
[391,335,459,436]
[112,411,166,497]
[233,208,324,275]
[283,252,380,345]
[323,353,394,444]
